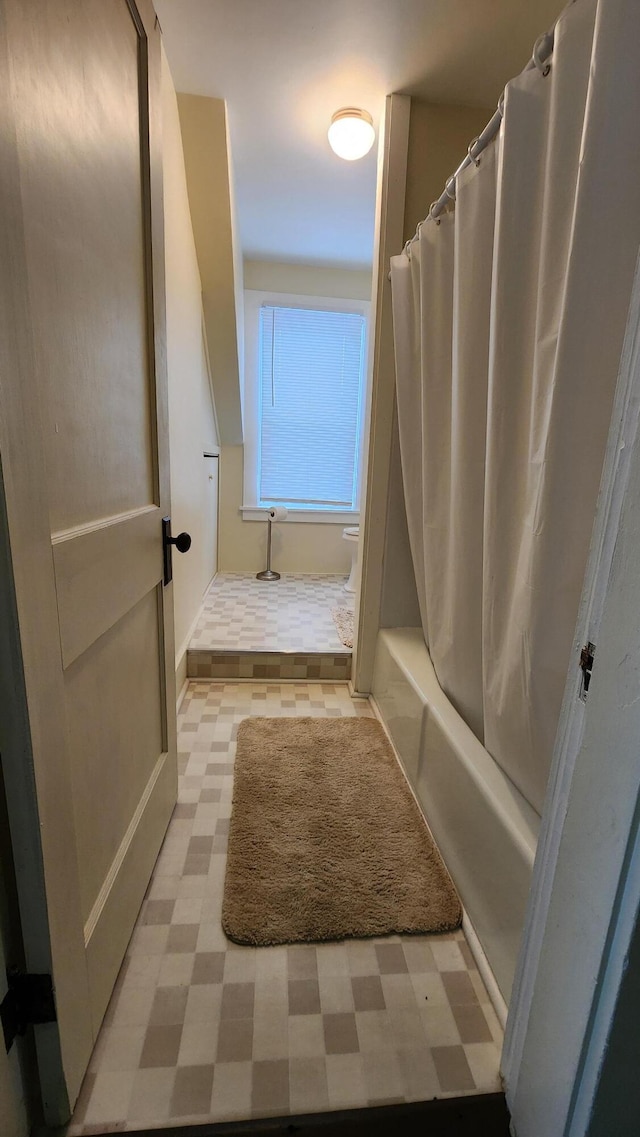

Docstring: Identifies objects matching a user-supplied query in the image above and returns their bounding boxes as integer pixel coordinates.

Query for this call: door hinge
[1,969,57,1053]
[579,641,595,701]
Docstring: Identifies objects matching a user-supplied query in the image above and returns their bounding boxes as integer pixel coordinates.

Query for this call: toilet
[342,526,359,593]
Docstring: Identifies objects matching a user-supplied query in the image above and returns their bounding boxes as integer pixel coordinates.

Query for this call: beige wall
[356,97,486,690]
[379,410,422,629]
[244,260,372,300]
[354,94,411,693]
[177,94,244,444]
[391,99,487,614]
[219,445,351,575]
[162,53,219,683]
[403,101,489,243]
[384,100,485,616]
[227,120,245,426]
[218,261,372,575]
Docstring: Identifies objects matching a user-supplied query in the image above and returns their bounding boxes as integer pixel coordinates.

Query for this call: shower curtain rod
[398,24,557,260]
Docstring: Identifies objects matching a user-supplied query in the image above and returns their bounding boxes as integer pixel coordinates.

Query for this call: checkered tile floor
[67,682,502,1134]
[189,574,354,653]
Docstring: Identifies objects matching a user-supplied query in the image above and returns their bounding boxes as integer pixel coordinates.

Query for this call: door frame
[503,247,640,1133]
[0,0,174,1124]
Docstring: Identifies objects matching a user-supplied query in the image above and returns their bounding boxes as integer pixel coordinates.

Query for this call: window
[243,291,369,520]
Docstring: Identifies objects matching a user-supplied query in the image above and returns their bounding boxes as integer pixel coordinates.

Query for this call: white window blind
[258,305,366,509]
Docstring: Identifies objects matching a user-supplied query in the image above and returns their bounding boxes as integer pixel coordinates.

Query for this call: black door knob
[170,531,192,553]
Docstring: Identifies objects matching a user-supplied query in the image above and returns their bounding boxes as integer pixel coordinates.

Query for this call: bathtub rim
[374,627,540,864]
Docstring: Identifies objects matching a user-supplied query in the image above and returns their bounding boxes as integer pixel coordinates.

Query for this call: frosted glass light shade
[328,108,375,161]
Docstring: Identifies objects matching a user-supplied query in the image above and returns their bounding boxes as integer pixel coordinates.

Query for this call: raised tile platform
[187,650,351,682]
[187,574,354,681]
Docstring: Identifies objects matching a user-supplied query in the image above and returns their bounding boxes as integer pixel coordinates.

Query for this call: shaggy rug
[331,605,354,648]
[222,716,462,945]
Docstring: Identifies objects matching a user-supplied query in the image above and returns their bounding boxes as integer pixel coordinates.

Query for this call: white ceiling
[156,0,563,269]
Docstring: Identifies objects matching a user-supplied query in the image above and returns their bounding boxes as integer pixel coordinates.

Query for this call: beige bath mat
[331,605,354,648]
[222,716,462,945]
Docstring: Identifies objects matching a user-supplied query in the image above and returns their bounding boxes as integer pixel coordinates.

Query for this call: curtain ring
[533,32,552,76]
[428,202,441,225]
[467,137,481,167]
[445,175,456,202]
[404,221,423,257]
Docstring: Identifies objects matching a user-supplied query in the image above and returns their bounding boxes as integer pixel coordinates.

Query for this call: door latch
[579,641,595,701]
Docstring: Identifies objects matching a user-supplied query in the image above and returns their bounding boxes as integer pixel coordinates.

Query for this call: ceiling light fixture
[328,107,375,161]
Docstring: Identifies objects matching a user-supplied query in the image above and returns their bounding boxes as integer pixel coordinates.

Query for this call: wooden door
[0,0,177,1122]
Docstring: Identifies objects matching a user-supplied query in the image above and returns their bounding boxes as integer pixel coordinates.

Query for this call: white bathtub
[372,627,540,1005]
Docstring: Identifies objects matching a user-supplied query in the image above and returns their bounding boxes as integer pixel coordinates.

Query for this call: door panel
[66,590,165,923]
[0,0,176,1121]
[19,0,156,532]
[52,506,163,668]
[84,743,175,1040]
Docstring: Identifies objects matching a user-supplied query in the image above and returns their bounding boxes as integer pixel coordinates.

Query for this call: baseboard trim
[462,912,508,1029]
[175,588,213,695]
[347,679,369,699]
[184,676,352,686]
[177,677,189,712]
[176,651,188,697]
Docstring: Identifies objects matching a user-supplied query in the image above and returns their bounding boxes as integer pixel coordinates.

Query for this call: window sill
[240,507,360,525]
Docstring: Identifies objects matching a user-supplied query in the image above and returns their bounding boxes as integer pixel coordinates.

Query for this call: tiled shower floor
[67,682,502,1134]
[189,574,354,654]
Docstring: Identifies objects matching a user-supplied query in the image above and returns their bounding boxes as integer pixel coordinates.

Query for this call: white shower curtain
[391,0,640,814]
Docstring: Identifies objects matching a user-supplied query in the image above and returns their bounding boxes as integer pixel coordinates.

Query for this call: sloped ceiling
[157,0,563,268]
[177,94,244,444]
